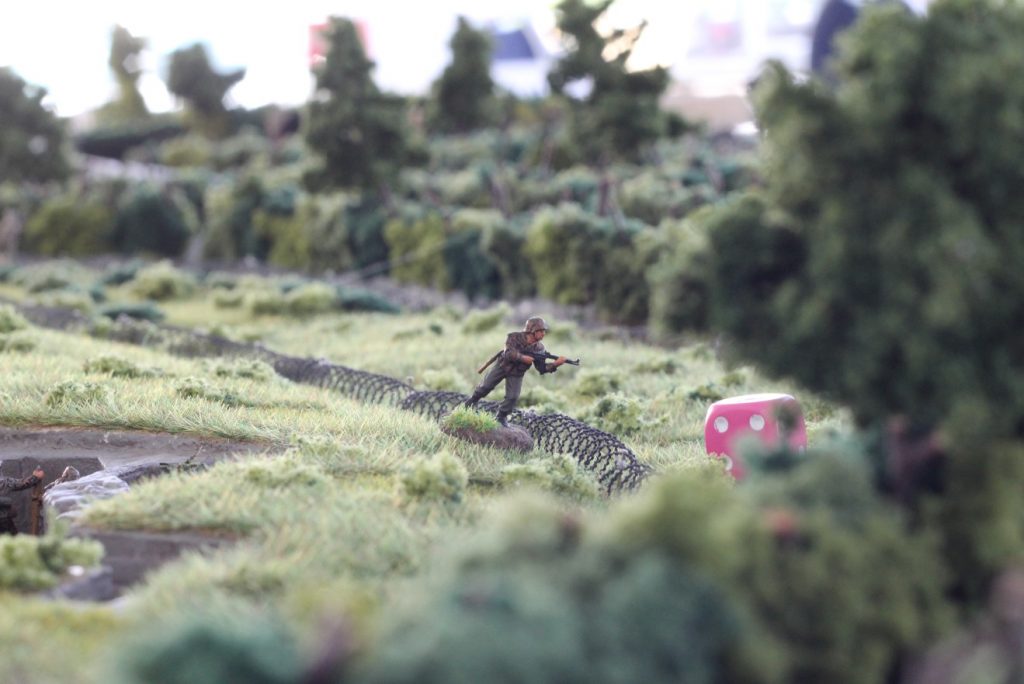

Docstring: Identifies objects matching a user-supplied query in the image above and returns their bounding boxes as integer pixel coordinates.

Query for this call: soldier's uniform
[0,473,41,535]
[465,318,560,425]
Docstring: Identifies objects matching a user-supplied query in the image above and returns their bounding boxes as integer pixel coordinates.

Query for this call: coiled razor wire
[8,299,653,492]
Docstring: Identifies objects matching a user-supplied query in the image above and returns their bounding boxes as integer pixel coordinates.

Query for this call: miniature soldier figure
[464,316,567,426]
[0,466,44,535]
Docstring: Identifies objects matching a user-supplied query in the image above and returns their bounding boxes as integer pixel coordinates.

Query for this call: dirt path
[0,426,278,470]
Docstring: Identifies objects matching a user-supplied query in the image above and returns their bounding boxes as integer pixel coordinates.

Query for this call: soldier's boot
[463,393,483,409]
[494,411,510,427]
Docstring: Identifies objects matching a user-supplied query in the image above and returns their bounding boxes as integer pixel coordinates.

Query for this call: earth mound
[441,423,533,453]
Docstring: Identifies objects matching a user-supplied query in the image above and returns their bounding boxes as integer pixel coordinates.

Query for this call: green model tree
[96,25,150,124]
[427,16,496,134]
[303,17,410,203]
[651,0,1024,604]
[165,43,245,138]
[0,68,70,183]
[547,0,670,163]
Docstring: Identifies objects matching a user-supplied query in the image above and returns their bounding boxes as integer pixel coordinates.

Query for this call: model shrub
[0,522,104,591]
[113,186,193,257]
[652,0,1024,609]
[0,304,29,333]
[397,451,469,506]
[127,261,196,301]
[45,380,113,408]
[23,193,114,257]
[501,454,600,502]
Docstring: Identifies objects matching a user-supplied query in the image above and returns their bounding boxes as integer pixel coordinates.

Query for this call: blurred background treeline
[0,0,760,333]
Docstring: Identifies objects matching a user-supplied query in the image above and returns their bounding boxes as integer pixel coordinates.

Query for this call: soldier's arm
[0,475,41,492]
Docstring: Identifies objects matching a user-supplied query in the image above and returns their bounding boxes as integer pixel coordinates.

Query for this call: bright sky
[0,1,550,117]
[0,1,933,119]
[0,0,730,118]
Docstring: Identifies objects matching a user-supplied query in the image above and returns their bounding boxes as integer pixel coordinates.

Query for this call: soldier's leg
[464,365,506,407]
[0,516,17,536]
[495,375,523,426]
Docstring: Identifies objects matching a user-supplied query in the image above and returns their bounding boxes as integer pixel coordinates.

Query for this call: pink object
[703,393,807,479]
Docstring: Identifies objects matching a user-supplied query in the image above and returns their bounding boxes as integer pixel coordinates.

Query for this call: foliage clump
[0,333,36,353]
[114,186,195,257]
[420,367,466,392]
[460,302,511,334]
[0,520,104,591]
[397,451,468,505]
[0,304,30,333]
[45,380,113,408]
[580,393,658,437]
[84,354,161,379]
[501,454,600,502]
[34,289,95,314]
[113,612,302,684]
[129,261,197,301]
[281,282,337,317]
[573,369,622,397]
[517,385,569,414]
[207,358,279,383]
[174,377,249,407]
[335,286,402,314]
[212,290,245,309]
[442,406,499,434]
[525,204,655,323]
[22,193,114,257]
[633,354,681,375]
[240,460,327,489]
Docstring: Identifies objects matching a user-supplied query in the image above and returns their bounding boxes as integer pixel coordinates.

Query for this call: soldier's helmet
[524,316,549,334]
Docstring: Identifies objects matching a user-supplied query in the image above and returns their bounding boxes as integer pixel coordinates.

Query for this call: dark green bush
[297,192,355,274]
[74,119,186,160]
[645,214,714,341]
[525,203,653,323]
[97,302,165,323]
[384,210,449,290]
[113,612,302,684]
[335,286,401,314]
[203,176,264,260]
[618,171,709,225]
[114,186,192,256]
[480,217,535,299]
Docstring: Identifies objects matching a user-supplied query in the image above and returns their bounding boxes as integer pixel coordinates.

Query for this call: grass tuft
[443,406,499,433]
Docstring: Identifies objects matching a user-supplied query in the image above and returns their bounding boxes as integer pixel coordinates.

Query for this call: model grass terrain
[0,263,845,683]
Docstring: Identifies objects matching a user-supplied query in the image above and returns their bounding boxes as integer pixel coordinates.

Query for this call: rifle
[476,350,503,374]
[477,349,581,374]
[532,351,580,373]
